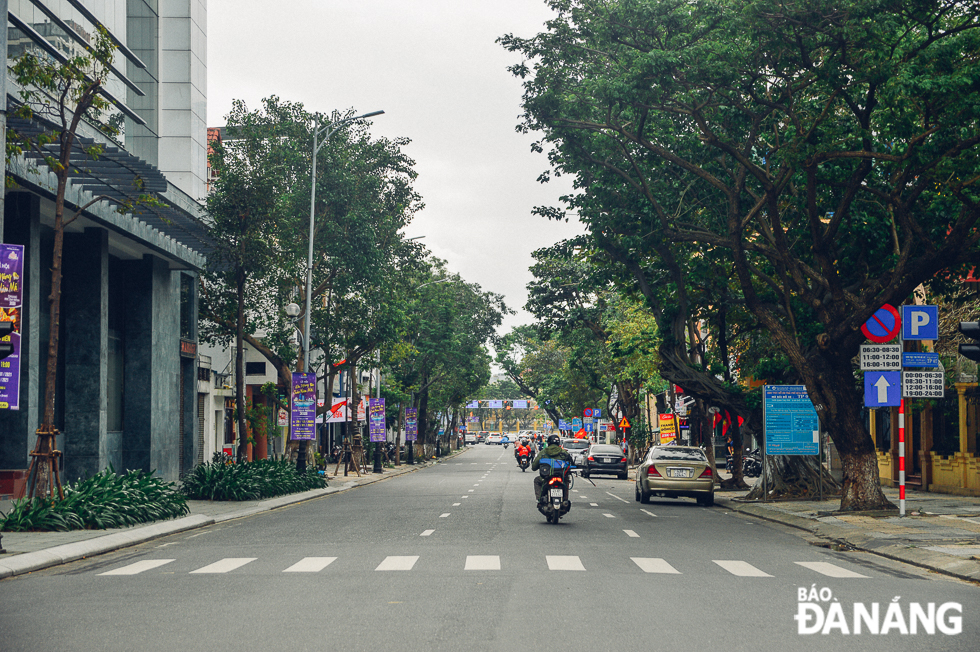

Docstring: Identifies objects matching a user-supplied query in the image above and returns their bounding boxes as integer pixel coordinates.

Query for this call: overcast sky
[208,0,585,334]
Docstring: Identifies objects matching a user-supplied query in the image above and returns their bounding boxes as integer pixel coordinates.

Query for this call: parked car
[635,445,714,506]
[561,438,590,466]
[581,444,628,479]
[486,434,504,445]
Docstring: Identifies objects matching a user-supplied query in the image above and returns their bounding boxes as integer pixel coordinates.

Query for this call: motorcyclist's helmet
[547,434,561,446]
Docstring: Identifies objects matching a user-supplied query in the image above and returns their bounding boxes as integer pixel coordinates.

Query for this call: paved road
[2,445,977,651]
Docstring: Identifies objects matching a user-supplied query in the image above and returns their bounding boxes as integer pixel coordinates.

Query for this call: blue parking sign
[902,305,938,341]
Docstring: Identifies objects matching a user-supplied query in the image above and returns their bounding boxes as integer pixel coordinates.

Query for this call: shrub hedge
[179,456,328,501]
[1,467,189,532]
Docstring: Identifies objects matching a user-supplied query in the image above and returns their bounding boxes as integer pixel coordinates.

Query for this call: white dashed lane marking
[632,558,681,574]
[547,556,586,571]
[283,557,337,573]
[376,556,419,571]
[641,509,658,517]
[465,556,501,571]
[439,513,451,518]
[190,558,256,574]
[624,530,639,538]
[795,562,868,578]
[99,559,175,576]
[713,560,772,577]
[606,492,630,504]
[603,513,616,518]
[420,530,435,537]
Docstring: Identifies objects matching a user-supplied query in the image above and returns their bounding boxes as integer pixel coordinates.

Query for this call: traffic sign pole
[899,399,906,517]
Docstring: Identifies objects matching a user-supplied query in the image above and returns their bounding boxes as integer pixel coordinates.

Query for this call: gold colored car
[635,445,714,506]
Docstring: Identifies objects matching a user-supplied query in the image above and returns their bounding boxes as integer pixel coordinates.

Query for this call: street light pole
[297,109,384,474]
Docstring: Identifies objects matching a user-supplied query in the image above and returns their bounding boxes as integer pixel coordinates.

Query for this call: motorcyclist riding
[531,434,573,508]
[515,440,532,464]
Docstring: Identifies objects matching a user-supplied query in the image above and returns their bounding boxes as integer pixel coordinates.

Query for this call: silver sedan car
[635,445,714,506]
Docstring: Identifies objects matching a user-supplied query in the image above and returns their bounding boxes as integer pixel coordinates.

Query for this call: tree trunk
[40,172,69,430]
[235,266,247,463]
[745,454,842,501]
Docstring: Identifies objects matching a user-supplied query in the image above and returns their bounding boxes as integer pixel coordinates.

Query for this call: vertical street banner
[0,244,24,410]
[658,414,677,444]
[289,372,316,441]
[405,408,418,441]
[369,398,386,443]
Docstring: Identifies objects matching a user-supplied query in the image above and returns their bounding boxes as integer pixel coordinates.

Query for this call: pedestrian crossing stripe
[97,556,872,578]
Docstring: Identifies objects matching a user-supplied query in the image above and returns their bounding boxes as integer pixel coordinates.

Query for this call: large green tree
[502,0,980,510]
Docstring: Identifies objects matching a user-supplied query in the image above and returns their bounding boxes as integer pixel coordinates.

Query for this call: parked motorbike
[538,459,572,524]
[743,448,762,477]
[518,453,530,472]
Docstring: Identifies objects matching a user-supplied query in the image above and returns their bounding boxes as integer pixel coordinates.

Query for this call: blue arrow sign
[864,371,901,407]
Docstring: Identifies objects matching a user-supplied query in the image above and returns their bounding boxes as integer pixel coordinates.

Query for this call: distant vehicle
[561,438,589,465]
[635,445,714,506]
[486,434,504,445]
[477,431,488,443]
[464,433,477,445]
[581,444,628,479]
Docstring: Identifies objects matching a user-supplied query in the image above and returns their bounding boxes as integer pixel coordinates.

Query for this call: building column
[62,229,109,481]
[122,255,179,480]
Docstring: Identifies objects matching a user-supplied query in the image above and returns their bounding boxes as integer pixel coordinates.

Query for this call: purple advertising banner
[0,244,24,411]
[290,372,317,441]
[405,408,418,442]
[369,398,386,443]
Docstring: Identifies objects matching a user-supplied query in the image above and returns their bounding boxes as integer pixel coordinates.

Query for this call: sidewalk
[711,474,980,583]
[0,449,466,580]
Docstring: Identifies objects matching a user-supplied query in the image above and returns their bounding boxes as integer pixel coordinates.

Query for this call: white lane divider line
[713,560,772,577]
[440,513,451,518]
[547,555,586,571]
[420,530,435,537]
[190,558,257,574]
[465,555,501,571]
[606,492,630,504]
[571,489,579,493]
[461,496,469,499]
[473,484,480,486]
[795,561,868,578]
[603,513,616,518]
[470,463,478,465]
[282,557,337,573]
[641,509,658,517]
[376,556,419,571]
[632,557,681,574]
[590,503,599,507]
[453,503,461,506]
[99,559,175,576]
[468,490,474,493]
[624,530,640,538]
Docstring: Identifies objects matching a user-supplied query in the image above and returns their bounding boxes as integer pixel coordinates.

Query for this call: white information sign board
[901,370,944,398]
[860,344,901,371]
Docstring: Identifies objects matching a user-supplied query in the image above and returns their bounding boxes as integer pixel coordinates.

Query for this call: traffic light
[0,321,12,360]
[959,322,980,362]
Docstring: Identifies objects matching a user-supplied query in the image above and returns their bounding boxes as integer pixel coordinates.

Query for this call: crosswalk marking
[713,560,772,577]
[420,530,435,537]
[795,561,868,578]
[632,558,681,574]
[95,555,875,579]
[99,559,175,576]
[190,558,256,574]
[547,555,585,571]
[624,530,639,538]
[465,556,500,570]
[282,557,337,573]
[376,556,419,571]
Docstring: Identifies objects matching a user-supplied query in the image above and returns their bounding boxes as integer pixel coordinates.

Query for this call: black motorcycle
[742,448,762,477]
[518,453,530,472]
[538,459,572,524]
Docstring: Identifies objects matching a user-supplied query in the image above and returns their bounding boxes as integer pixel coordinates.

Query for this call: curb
[715,497,980,583]
[0,458,445,580]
